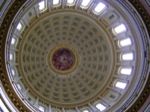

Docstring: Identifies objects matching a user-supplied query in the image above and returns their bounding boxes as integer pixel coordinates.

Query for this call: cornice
[127,0,150,111]
[128,0,150,36]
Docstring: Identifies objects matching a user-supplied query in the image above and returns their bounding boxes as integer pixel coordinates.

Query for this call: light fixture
[122,52,134,61]
[96,103,106,111]
[93,2,106,14]
[115,81,127,89]
[113,24,127,34]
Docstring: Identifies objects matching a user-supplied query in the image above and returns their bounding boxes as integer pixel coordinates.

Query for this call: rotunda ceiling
[16,11,114,107]
[0,0,149,112]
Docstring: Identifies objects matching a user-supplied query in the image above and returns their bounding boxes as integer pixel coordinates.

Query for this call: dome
[0,0,150,112]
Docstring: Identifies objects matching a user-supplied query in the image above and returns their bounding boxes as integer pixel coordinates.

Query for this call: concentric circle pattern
[17,11,113,106]
[4,0,149,111]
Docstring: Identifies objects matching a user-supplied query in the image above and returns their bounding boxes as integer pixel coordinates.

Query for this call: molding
[127,0,150,111]
[0,0,31,111]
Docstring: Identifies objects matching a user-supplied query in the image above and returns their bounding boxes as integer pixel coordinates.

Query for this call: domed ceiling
[0,0,150,112]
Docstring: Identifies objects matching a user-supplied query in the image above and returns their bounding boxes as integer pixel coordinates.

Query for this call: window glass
[120,68,132,75]
[115,81,127,89]
[17,84,21,90]
[17,23,22,31]
[80,0,91,9]
[113,24,126,34]
[93,2,106,14]
[11,38,16,45]
[39,106,44,112]
[119,38,131,47]
[96,103,106,111]
[53,0,60,5]
[11,69,15,76]
[83,110,89,112]
[67,0,75,5]
[38,1,45,11]
[9,53,13,60]
[122,52,133,61]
